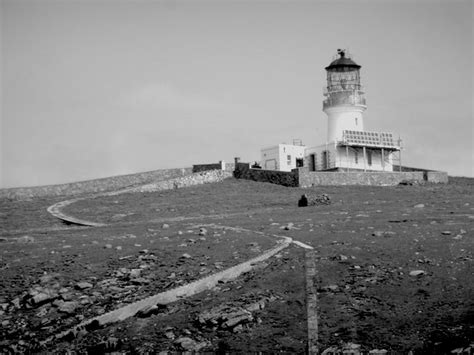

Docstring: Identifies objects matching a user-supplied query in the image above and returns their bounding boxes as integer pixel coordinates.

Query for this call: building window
[355,117,358,126]
[354,149,358,164]
[287,155,291,165]
[367,150,372,166]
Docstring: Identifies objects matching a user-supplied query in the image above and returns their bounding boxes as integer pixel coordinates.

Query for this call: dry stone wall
[106,170,232,195]
[233,165,447,187]
[233,163,298,187]
[0,168,192,200]
[425,171,449,184]
[297,168,427,187]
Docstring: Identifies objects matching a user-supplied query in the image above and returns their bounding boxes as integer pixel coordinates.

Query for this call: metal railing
[323,93,366,110]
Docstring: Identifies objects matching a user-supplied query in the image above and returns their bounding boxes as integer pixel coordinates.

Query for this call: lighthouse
[259,49,401,173]
[303,49,401,172]
[323,49,366,142]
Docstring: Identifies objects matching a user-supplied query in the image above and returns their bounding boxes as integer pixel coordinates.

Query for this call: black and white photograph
[0,0,473,353]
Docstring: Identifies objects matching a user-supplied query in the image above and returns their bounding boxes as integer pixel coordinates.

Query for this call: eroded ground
[1,177,473,353]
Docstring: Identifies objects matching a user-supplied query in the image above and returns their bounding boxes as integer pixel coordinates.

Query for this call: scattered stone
[414,204,425,208]
[130,269,141,278]
[111,213,127,221]
[165,331,175,339]
[199,228,208,236]
[174,337,210,351]
[131,277,151,285]
[181,253,192,259]
[409,270,426,277]
[104,244,113,249]
[298,194,331,207]
[17,235,35,243]
[372,231,396,238]
[442,231,452,235]
[136,304,160,317]
[28,288,59,306]
[75,282,93,290]
[115,246,122,251]
[57,301,79,314]
[11,297,21,309]
[162,224,170,229]
[453,235,463,240]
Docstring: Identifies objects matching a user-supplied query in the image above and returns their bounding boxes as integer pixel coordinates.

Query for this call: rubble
[298,193,331,207]
[196,293,276,332]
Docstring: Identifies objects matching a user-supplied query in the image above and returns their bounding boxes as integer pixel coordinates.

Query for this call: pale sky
[1,0,473,188]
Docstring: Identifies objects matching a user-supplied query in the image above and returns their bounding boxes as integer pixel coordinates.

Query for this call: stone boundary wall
[193,161,235,173]
[107,170,232,195]
[233,163,298,187]
[47,170,232,226]
[193,163,222,173]
[426,171,449,184]
[297,168,426,187]
[0,168,193,200]
[233,164,447,187]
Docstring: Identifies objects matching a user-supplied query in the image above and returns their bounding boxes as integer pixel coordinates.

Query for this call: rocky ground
[0,177,473,354]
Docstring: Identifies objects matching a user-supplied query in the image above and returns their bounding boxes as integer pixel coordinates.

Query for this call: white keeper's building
[260,49,402,172]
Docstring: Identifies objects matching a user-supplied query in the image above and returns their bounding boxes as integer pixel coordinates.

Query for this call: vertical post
[381,149,385,171]
[325,142,328,170]
[305,250,319,355]
[346,145,349,172]
[363,146,367,172]
[399,149,402,172]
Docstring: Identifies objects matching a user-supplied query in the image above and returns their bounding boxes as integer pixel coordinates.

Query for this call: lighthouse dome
[325,49,361,71]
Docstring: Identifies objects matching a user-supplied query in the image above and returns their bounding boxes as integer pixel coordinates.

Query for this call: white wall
[279,144,306,172]
[261,144,306,172]
[334,146,396,171]
[305,143,396,171]
[324,106,365,142]
[261,146,280,170]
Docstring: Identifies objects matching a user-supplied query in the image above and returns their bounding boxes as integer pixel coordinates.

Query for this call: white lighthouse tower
[323,49,366,142]
[304,49,401,172]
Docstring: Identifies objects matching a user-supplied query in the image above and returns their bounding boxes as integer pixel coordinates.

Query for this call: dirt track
[1,177,473,353]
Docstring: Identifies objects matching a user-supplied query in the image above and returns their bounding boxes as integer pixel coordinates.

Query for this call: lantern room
[325,49,362,92]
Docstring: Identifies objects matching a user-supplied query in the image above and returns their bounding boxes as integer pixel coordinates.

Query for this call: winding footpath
[43,173,314,348]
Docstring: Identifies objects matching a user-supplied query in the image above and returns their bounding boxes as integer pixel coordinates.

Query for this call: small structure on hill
[260,140,305,171]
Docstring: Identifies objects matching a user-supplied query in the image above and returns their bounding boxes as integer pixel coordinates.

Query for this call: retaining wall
[297,168,425,187]
[426,171,449,184]
[233,163,298,187]
[0,168,192,200]
[193,161,235,173]
[108,170,233,195]
[233,164,447,187]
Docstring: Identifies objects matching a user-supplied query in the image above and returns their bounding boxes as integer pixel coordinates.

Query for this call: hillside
[1,177,473,353]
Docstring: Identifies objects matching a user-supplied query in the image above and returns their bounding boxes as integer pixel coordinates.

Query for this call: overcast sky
[1,0,472,188]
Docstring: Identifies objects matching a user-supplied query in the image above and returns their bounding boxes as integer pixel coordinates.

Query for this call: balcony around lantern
[323,84,364,96]
[323,90,366,110]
